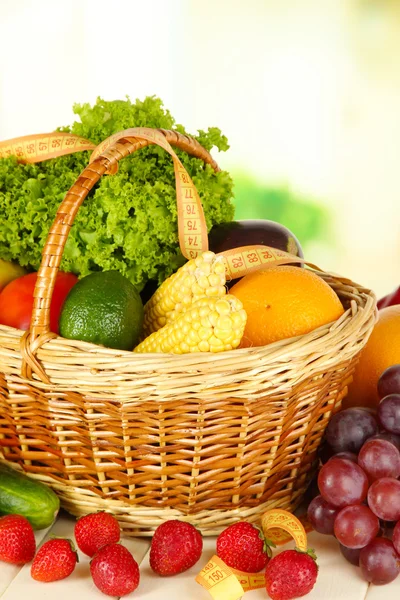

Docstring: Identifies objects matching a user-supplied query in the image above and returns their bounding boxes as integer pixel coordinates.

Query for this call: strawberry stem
[256,526,276,558]
[294,546,318,562]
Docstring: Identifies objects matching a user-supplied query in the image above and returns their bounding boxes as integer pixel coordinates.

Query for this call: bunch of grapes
[308,364,400,586]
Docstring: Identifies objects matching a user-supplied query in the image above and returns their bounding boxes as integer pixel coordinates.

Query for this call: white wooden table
[0,510,394,599]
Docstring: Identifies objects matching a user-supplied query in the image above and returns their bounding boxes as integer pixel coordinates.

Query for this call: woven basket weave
[0,130,376,536]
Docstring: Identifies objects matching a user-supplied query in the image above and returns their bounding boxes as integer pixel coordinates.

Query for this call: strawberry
[216,521,271,573]
[74,511,120,557]
[31,538,78,582]
[265,549,318,600]
[0,514,36,565]
[149,520,203,576]
[90,543,140,597]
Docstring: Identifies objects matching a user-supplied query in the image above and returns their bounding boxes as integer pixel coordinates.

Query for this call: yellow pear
[0,258,26,292]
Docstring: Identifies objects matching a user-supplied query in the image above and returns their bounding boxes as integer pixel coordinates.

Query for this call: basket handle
[21,128,220,382]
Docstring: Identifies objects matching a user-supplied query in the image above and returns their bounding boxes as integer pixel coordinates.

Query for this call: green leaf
[0,96,234,290]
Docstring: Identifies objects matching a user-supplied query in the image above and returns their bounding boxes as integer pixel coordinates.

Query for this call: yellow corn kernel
[142,251,227,337]
[134,295,247,354]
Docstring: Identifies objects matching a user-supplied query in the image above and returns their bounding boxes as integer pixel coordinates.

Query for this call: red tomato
[0,271,78,334]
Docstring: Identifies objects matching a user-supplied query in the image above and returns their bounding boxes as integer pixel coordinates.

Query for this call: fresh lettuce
[0,97,234,290]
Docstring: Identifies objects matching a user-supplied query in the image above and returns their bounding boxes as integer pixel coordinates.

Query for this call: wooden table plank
[366,577,400,599]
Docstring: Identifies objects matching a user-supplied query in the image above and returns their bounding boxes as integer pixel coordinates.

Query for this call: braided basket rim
[0,269,376,391]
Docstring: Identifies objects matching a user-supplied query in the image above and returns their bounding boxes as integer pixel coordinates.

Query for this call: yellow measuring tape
[218,244,320,280]
[90,128,315,272]
[196,555,247,600]
[196,510,311,600]
[0,132,95,162]
[261,509,309,551]
[0,127,313,274]
[89,126,209,260]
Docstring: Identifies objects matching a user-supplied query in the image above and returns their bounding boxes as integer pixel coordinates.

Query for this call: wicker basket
[0,130,376,536]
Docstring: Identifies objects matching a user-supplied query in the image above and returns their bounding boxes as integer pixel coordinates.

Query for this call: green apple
[0,258,26,292]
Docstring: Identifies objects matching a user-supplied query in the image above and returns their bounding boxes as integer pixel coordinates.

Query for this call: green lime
[59,271,144,350]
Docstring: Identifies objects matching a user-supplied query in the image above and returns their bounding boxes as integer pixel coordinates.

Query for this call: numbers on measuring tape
[186,235,199,247]
[202,562,214,573]
[180,172,189,184]
[232,257,244,268]
[197,558,232,590]
[0,133,95,163]
[218,244,308,280]
[186,204,196,214]
[186,220,198,231]
[196,554,266,598]
[246,252,259,264]
[196,555,245,596]
[208,568,224,583]
[229,257,244,272]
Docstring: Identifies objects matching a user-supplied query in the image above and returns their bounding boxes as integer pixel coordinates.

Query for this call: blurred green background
[232,177,331,255]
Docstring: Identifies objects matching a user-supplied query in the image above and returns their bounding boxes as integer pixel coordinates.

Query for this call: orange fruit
[230,265,344,348]
[343,305,400,410]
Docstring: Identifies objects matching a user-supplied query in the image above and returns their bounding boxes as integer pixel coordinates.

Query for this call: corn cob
[134,295,247,354]
[142,251,227,337]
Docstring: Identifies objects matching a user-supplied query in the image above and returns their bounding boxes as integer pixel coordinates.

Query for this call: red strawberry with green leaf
[265,548,318,600]
[90,543,140,596]
[0,514,36,565]
[150,520,203,576]
[74,511,120,557]
[31,538,78,582]
[216,521,273,573]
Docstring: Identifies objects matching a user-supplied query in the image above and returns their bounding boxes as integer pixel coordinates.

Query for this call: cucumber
[0,463,60,529]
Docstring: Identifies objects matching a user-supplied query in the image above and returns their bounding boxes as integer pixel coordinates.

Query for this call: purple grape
[325,408,378,454]
[360,538,400,585]
[368,478,400,521]
[318,458,369,508]
[334,505,379,549]
[358,438,400,481]
[339,544,361,566]
[378,394,400,434]
[368,432,400,450]
[307,495,340,535]
[378,365,400,399]
[391,520,400,554]
[330,452,358,463]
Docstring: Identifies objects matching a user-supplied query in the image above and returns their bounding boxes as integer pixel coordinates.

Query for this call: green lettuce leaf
[0,96,234,290]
